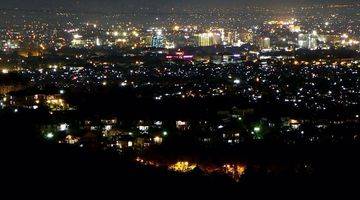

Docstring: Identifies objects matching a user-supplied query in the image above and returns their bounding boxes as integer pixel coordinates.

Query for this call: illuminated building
[153,136,163,144]
[95,37,101,46]
[309,31,319,50]
[70,34,85,48]
[225,31,239,46]
[151,30,165,48]
[175,120,190,130]
[165,51,194,60]
[210,28,224,45]
[298,34,308,48]
[195,33,214,47]
[259,37,271,50]
[289,25,301,33]
[298,31,320,50]
[164,41,175,49]
[1,40,20,51]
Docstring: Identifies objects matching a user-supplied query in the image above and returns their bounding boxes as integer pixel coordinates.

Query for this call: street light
[254,126,261,133]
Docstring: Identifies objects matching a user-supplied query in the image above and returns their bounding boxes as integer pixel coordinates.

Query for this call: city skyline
[0,0,359,11]
[1,0,359,195]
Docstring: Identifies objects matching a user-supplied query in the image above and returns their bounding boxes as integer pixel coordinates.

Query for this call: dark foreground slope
[1,111,359,197]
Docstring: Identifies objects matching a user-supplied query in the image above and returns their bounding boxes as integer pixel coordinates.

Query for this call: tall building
[259,37,271,50]
[195,33,214,47]
[211,28,224,45]
[298,31,319,50]
[298,34,308,49]
[151,30,165,48]
[309,31,318,50]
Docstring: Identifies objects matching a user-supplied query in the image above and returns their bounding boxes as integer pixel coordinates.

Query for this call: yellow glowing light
[40,44,46,50]
[223,164,247,181]
[169,161,197,172]
[132,31,139,37]
[154,136,163,144]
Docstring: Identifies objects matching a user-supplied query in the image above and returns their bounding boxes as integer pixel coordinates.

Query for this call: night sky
[0,0,357,11]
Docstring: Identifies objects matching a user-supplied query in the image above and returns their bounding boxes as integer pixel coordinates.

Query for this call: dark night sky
[0,0,358,11]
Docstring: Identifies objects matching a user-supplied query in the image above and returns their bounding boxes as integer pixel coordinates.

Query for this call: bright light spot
[132,31,139,37]
[154,136,163,144]
[254,126,261,133]
[120,82,127,87]
[73,34,82,39]
[46,133,54,139]
[59,90,65,94]
[341,34,349,39]
[2,69,9,74]
[169,161,197,173]
[104,125,112,131]
[128,141,133,147]
[59,123,68,131]
[234,79,241,84]
[163,131,168,136]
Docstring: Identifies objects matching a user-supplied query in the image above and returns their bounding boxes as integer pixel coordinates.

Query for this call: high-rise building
[259,37,271,50]
[298,31,319,50]
[309,31,318,50]
[151,30,165,48]
[195,33,214,47]
[298,34,309,49]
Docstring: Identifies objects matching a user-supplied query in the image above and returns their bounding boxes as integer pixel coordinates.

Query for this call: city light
[46,132,54,139]
[169,161,197,173]
[1,0,359,188]
[59,124,68,131]
[163,131,168,136]
[154,136,163,144]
